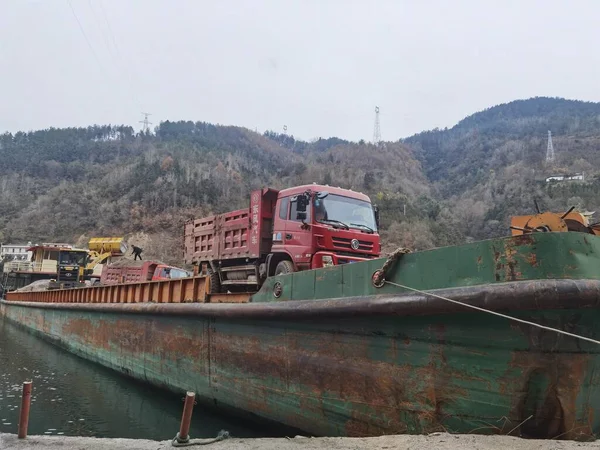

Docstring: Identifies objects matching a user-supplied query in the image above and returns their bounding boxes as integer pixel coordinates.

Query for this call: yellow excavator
[510,202,600,236]
[86,237,128,278]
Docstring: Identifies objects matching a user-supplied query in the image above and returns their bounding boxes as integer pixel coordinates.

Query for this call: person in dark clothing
[131,245,143,261]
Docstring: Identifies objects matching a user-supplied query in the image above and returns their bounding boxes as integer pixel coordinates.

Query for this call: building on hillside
[0,243,33,261]
[545,173,585,183]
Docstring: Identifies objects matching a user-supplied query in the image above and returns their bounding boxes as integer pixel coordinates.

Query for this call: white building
[0,243,33,261]
[545,173,585,183]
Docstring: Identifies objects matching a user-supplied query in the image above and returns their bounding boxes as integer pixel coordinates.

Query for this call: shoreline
[1,433,599,449]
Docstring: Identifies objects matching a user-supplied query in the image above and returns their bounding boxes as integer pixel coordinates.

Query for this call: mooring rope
[372,247,411,287]
[171,430,230,447]
[374,247,600,347]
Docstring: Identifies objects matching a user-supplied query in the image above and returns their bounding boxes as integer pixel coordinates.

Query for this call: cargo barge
[3,230,600,440]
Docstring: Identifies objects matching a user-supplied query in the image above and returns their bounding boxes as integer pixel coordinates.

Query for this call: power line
[67,0,143,119]
[87,0,119,67]
[97,0,125,61]
[97,1,143,95]
[66,0,108,78]
[87,0,142,110]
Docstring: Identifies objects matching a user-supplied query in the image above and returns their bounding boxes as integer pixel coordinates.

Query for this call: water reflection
[0,318,269,439]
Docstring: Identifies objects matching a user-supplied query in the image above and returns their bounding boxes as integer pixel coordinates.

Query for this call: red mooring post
[178,391,196,443]
[18,381,32,439]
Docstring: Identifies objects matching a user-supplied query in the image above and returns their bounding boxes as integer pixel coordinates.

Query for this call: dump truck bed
[184,189,278,264]
[100,261,160,285]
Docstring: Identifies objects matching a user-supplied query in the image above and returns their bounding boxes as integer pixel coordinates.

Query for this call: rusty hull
[2,278,600,439]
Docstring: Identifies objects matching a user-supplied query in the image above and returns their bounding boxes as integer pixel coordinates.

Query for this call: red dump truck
[184,184,381,293]
[100,260,191,285]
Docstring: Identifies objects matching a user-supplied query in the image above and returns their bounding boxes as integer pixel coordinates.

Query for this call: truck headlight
[322,255,334,267]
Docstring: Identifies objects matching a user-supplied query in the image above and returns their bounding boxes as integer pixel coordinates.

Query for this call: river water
[0,317,274,440]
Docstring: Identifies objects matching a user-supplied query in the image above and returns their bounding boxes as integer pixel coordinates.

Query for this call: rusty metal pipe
[177,391,196,443]
[18,381,32,439]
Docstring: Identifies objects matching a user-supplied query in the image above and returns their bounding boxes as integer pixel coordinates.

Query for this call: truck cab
[267,185,380,276]
[184,184,381,293]
[152,265,191,281]
[2,244,89,292]
[48,249,89,290]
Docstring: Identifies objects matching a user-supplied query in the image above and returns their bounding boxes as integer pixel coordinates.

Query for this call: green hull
[2,233,600,439]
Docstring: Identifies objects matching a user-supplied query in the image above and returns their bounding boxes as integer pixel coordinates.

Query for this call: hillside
[3,96,600,263]
[405,96,600,240]
[0,122,440,263]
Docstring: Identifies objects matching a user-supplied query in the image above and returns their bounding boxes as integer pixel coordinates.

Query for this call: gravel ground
[1,433,599,450]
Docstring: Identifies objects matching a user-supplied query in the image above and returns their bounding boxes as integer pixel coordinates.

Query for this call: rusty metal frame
[3,276,250,305]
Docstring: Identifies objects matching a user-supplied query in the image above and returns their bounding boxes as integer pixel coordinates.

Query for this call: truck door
[285,197,312,268]
[272,197,289,249]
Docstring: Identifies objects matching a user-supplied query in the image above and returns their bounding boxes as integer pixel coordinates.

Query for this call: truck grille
[58,266,78,281]
[331,237,374,252]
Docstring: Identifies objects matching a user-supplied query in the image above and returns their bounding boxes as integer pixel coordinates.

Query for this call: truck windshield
[314,194,377,232]
[59,251,87,266]
[169,268,190,279]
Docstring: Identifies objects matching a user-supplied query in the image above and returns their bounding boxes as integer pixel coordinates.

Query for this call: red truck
[100,260,191,285]
[184,184,381,293]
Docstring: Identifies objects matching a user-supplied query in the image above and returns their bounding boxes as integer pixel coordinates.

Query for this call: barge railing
[3,276,251,304]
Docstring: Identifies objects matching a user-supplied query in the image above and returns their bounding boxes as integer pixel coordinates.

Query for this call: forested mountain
[2,96,600,263]
[0,121,436,263]
[405,96,600,241]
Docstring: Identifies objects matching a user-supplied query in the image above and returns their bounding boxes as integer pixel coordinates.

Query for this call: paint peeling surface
[2,278,600,439]
[2,233,600,439]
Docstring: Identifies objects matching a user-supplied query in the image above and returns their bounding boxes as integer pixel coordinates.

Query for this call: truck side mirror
[295,194,309,212]
[374,205,380,229]
[291,193,309,221]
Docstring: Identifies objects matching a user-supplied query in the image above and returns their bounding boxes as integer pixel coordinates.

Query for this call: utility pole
[140,112,152,133]
[546,130,555,164]
[372,106,381,145]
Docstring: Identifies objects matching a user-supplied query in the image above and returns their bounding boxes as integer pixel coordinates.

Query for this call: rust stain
[525,253,538,267]
[211,322,478,436]
[499,241,524,282]
[209,293,249,303]
[512,234,536,246]
[500,313,594,440]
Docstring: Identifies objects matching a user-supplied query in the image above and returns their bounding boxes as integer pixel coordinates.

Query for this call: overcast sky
[1,0,599,141]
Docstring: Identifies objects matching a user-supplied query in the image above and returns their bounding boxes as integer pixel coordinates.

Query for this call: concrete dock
[1,433,599,450]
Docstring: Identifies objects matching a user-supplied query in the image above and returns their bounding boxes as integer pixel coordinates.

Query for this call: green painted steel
[253,233,600,302]
[2,295,599,439]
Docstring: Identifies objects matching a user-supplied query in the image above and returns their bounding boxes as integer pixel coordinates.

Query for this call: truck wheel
[207,268,221,294]
[274,260,295,276]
